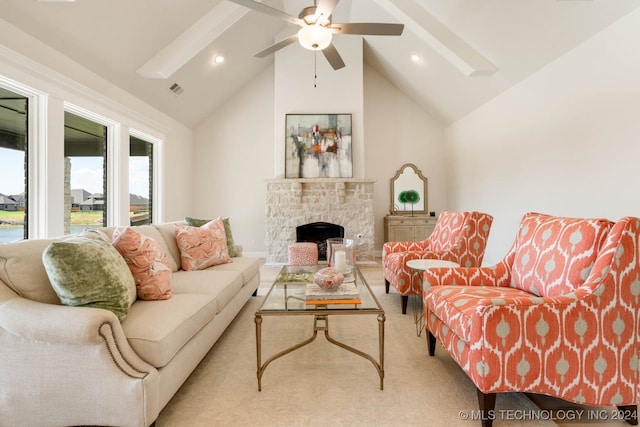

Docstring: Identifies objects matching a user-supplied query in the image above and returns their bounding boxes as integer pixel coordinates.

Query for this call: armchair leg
[401,295,408,314]
[617,405,638,425]
[427,332,436,356]
[385,279,390,294]
[477,390,496,427]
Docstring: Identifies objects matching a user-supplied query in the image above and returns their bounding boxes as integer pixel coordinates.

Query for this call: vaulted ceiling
[1,0,639,128]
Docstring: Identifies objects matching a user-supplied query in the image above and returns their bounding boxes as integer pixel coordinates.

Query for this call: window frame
[64,102,120,227]
[129,129,161,224]
[130,129,161,224]
[0,75,47,239]
[1,55,167,238]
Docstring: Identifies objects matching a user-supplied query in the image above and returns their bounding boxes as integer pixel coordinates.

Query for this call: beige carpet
[154,264,625,427]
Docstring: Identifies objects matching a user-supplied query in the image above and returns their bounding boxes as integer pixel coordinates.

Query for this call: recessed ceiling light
[213,55,225,64]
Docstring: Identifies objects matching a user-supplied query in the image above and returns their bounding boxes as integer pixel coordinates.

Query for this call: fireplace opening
[296,222,344,261]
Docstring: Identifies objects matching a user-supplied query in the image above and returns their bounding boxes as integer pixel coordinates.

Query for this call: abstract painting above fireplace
[285,114,352,179]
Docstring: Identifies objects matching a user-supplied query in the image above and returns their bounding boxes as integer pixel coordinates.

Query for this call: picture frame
[285,113,352,178]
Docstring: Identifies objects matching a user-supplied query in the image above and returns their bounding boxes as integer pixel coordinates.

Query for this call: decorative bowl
[313,267,344,291]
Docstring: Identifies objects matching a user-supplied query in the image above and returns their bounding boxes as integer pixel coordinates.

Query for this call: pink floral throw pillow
[112,227,172,300]
[174,218,232,271]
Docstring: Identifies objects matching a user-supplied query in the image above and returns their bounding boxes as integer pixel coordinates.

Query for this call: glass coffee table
[255,264,385,391]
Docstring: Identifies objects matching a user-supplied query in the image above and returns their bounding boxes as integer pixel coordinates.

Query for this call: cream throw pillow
[42,230,137,321]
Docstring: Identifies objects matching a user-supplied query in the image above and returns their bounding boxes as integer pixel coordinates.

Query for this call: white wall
[363,65,447,250]
[193,46,447,256]
[0,18,194,233]
[446,8,640,265]
[192,66,275,254]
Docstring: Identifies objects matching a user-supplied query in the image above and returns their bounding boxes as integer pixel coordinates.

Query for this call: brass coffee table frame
[255,265,385,391]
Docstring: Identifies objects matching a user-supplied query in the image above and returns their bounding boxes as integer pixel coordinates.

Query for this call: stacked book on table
[305,282,361,305]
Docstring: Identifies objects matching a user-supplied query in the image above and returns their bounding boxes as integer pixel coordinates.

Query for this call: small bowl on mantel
[313,267,344,292]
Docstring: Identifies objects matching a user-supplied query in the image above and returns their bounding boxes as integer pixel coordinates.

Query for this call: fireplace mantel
[265,178,375,264]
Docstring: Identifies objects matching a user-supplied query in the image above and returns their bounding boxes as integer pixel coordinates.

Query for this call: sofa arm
[0,297,153,377]
[0,297,160,426]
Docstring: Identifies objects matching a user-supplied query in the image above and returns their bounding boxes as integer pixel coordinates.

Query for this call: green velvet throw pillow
[184,216,239,257]
[42,230,137,321]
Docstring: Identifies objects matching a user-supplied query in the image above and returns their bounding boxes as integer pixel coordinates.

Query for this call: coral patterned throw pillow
[112,227,172,300]
[175,218,232,271]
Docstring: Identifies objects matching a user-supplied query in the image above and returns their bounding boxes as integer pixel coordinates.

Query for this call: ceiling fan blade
[322,43,345,70]
[227,0,303,26]
[254,34,299,58]
[330,22,404,36]
[316,0,340,19]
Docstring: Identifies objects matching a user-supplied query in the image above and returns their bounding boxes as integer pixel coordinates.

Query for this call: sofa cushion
[208,256,261,286]
[121,293,218,367]
[171,269,243,313]
[425,285,538,343]
[112,227,172,301]
[175,219,232,271]
[42,231,137,321]
[511,214,613,297]
[185,217,239,257]
[0,238,61,304]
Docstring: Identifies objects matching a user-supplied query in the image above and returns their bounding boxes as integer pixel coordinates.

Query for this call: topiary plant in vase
[398,190,421,217]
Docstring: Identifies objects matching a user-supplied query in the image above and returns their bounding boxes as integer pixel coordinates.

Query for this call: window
[0,70,164,239]
[0,87,28,243]
[129,135,153,226]
[64,111,107,233]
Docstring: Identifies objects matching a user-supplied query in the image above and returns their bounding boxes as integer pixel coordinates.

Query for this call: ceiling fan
[228,0,404,70]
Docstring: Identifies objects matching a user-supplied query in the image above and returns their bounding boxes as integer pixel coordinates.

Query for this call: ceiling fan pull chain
[314,50,318,88]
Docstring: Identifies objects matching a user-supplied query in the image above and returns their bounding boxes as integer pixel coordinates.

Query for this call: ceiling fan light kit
[298,25,332,51]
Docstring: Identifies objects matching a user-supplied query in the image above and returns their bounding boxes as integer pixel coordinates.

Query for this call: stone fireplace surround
[265,178,375,264]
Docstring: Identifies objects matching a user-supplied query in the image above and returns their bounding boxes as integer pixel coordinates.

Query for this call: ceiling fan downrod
[314,50,318,88]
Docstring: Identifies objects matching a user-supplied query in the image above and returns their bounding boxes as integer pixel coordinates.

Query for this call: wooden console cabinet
[384,215,437,242]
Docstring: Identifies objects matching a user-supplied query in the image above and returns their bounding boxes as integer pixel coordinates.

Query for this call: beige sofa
[0,222,261,427]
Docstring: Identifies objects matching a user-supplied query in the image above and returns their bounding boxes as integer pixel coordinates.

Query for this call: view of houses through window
[0,87,28,243]
[0,83,156,243]
[64,111,107,234]
[130,135,153,226]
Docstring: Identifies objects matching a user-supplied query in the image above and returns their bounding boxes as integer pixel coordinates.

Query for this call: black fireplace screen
[296,222,344,260]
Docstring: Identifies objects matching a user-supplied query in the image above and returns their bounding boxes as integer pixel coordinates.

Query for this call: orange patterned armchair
[423,212,639,427]
[382,211,493,314]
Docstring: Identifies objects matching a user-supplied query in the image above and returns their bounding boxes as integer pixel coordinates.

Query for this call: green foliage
[0,210,25,223]
[0,210,104,226]
[398,189,420,205]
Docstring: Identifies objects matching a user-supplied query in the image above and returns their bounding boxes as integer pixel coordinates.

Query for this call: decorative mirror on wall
[389,163,428,216]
